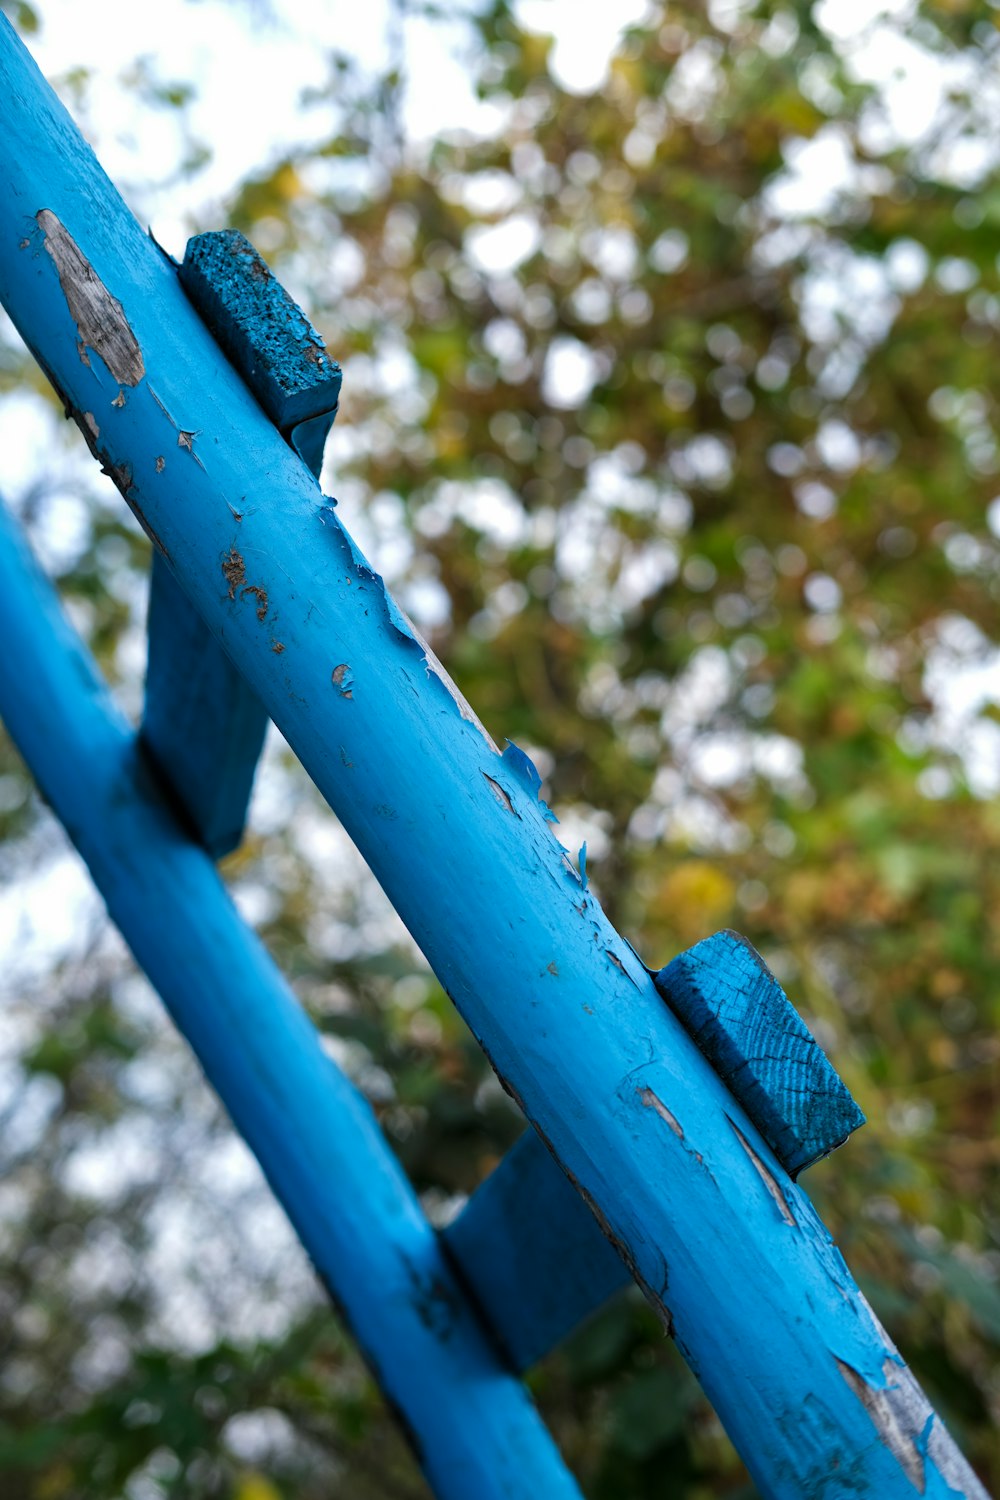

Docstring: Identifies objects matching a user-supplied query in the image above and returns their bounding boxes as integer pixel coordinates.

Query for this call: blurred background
[0,0,998,1494]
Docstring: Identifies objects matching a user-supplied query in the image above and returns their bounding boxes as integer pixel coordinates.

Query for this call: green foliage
[1,0,999,1495]
[0,2,38,34]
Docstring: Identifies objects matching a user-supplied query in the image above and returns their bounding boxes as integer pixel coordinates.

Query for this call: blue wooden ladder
[0,19,989,1500]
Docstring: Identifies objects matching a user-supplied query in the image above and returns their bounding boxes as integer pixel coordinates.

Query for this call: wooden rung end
[180,229,341,468]
[655,929,866,1177]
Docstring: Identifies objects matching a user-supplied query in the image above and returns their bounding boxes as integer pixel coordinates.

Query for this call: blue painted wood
[656,930,866,1178]
[142,554,268,859]
[0,24,987,1497]
[446,926,860,1368]
[0,496,581,1500]
[444,1130,630,1372]
[446,930,862,1370]
[180,229,341,471]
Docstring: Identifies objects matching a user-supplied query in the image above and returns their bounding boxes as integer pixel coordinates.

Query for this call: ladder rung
[141,555,268,859]
[443,1129,630,1372]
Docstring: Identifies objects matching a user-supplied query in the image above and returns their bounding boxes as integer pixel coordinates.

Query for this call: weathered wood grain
[655,929,866,1177]
[0,22,987,1497]
[38,208,145,386]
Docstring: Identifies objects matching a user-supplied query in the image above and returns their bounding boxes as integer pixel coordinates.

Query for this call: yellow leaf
[652,861,734,946]
[34,1464,74,1500]
[235,1473,283,1500]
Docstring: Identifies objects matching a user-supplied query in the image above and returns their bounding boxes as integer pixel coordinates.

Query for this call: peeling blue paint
[502,739,542,794]
[385,591,418,643]
[501,740,559,823]
[918,1412,936,1460]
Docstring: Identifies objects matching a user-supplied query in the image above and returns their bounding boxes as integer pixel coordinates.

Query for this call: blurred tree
[0,0,998,1495]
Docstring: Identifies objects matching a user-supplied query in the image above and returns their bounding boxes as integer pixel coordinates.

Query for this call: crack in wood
[728,1116,796,1226]
[483,774,516,814]
[637,1085,684,1137]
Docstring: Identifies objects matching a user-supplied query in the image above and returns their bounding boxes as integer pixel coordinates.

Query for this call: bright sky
[21,0,649,255]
